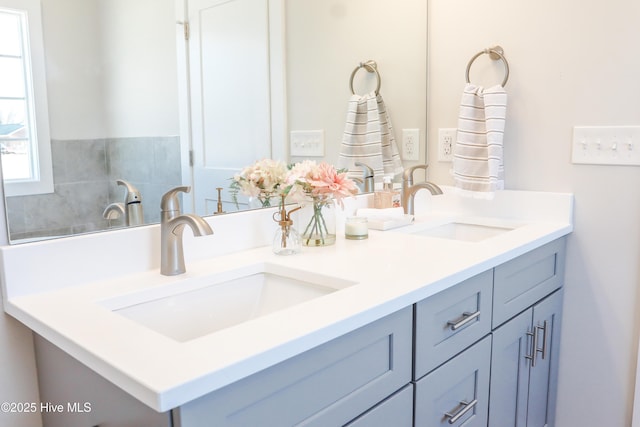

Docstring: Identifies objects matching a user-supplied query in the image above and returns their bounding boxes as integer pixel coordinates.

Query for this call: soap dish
[366,214,414,231]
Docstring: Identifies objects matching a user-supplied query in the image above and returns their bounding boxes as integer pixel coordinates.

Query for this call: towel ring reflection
[349,60,382,96]
[465,46,509,87]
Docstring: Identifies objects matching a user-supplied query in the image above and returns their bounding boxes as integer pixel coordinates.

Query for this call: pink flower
[285,161,358,206]
[308,162,358,199]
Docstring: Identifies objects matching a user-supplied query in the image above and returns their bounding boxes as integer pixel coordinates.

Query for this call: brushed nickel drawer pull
[525,328,538,367]
[445,399,478,424]
[536,320,549,360]
[447,310,481,331]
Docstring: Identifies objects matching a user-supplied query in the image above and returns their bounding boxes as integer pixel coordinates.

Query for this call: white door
[184,0,285,215]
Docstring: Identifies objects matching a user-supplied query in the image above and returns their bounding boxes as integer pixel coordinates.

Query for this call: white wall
[0,170,42,426]
[427,0,640,425]
[0,303,42,427]
[41,0,106,139]
[286,0,427,167]
[42,0,179,139]
[98,0,179,138]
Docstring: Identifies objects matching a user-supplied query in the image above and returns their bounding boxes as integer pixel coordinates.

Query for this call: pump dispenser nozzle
[272,195,302,255]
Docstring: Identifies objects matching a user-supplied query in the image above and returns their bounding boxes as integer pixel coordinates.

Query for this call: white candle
[345,217,368,240]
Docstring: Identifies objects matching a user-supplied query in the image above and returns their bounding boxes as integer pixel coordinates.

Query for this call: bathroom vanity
[0,187,573,426]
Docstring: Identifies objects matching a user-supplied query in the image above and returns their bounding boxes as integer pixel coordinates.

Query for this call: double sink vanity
[0,186,573,426]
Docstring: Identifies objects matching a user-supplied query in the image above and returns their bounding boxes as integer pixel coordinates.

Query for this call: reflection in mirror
[1,0,427,244]
[182,0,286,216]
[2,0,181,243]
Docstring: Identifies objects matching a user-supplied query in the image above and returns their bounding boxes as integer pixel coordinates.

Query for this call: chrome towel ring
[465,45,509,87]
[349,60,382,96]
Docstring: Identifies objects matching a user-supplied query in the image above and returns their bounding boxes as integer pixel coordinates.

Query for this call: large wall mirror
[0,0,426,244]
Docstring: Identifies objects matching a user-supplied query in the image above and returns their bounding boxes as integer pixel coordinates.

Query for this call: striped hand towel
[453,84,507,197]
[338,92,403,182]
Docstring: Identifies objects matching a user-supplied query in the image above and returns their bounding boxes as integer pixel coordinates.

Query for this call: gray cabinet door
[489,290,563,427]
[489,307,533,426]
[34,335,171,427]
[527,290,563,427]
[415,335,491,426]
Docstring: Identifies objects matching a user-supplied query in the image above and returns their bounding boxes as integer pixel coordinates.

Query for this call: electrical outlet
[402,129,420,161]
[438,128,456,162]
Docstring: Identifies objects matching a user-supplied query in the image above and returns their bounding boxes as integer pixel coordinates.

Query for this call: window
[0,0,53,196]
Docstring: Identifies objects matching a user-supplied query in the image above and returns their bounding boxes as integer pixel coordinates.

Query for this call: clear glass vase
[248,194,274,209]
[300,197,336,246]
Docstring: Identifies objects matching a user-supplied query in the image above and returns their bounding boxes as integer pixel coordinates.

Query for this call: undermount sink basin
[101,263,356,342]
[398,221,519,242]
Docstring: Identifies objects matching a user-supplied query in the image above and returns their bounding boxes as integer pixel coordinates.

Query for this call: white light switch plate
[290,130,325,157]
[572,126,640,166]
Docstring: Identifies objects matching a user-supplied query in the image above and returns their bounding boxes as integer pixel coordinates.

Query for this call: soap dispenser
[272,195,302,256]
[374,176,401,208]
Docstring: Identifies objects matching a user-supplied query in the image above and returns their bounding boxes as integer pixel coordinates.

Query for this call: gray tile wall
[6,136,182,241]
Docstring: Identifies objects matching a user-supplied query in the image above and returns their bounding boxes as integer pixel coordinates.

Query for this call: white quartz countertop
[0,187,574,412]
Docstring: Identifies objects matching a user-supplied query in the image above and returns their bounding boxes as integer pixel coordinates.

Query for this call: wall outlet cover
[402,129,420,161]
[438,128,456,162]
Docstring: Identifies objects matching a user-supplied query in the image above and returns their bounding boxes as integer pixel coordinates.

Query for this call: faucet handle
[403,165,428,185]
[161,186,191,212]
[116,179,142,204]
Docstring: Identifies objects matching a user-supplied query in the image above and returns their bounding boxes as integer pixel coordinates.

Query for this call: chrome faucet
[102,180,144,226]
[354,162,375,193]
[401,165,443,215]
[160,186,213,276]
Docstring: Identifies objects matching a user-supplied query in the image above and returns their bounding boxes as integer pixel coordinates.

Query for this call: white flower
[231,158,288,198]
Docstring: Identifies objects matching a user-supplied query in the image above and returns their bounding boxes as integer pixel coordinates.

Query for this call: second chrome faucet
[402,165,443,215]
[160,186,213,276]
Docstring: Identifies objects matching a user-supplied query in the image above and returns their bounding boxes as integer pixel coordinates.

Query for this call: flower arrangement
[230,159,358,245]
[284,160,358,246]
[230,158,288,208]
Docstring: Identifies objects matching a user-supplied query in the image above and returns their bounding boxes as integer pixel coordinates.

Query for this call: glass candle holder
[345,217,368,240]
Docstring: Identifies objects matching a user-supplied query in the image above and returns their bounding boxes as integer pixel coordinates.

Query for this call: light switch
[572,126,640,166]
[290,130,325,157]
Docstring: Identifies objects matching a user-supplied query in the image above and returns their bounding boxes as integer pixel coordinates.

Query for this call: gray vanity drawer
[345,384,414,427]
[493,238,566,328]
[414,335,491,427]
[173,307,412,427]
[414,269,493,379]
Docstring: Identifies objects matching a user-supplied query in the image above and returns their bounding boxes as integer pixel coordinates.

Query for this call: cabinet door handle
[536,320,549,360]
[525,328,538,367]
[446,310,481,331]
[445,399,478,424]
